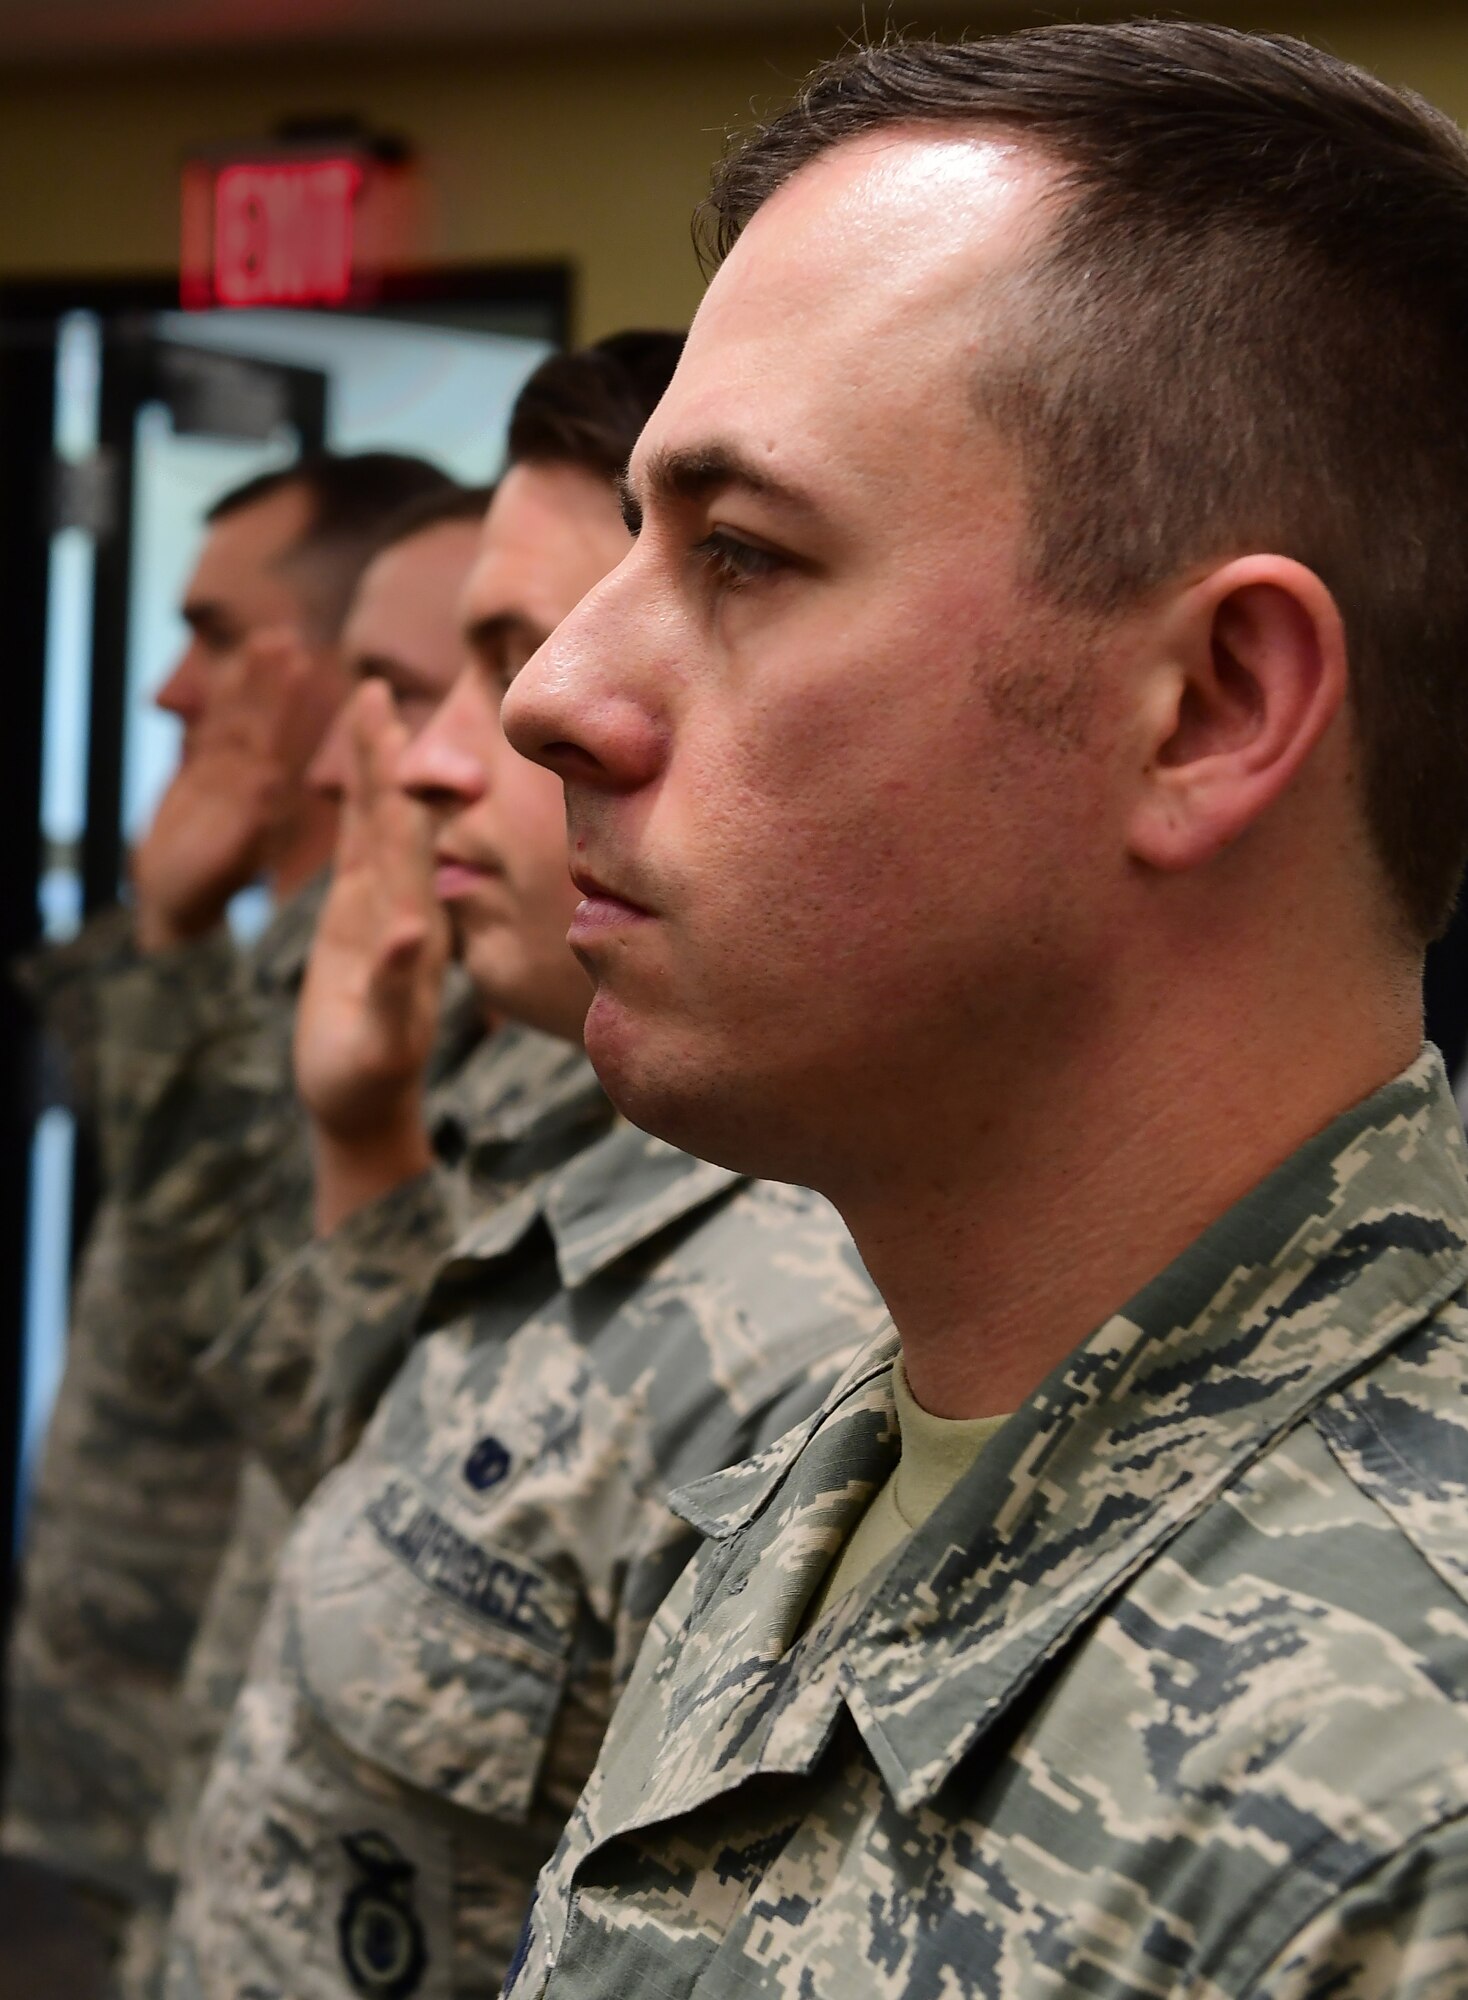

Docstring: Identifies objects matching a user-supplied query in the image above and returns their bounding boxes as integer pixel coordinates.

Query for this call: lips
[434,849,501,901]
[568,865,653,943]
[569,866,649,915]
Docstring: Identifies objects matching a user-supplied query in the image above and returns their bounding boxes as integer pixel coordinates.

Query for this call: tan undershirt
[806,1362,1011,1627]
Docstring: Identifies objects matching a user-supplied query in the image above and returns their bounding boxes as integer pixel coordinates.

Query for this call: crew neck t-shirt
[805,1360,1011,1627]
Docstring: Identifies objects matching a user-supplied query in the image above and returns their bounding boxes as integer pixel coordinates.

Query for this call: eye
[497,637,538,690]
[692,530,786,591]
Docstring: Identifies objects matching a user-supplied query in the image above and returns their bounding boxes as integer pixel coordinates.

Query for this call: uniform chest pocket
[295,1466,581,1824]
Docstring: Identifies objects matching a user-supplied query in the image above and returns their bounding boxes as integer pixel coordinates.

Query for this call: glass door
[4,278,559,1572]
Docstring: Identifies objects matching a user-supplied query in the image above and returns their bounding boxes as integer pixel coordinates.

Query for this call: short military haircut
[506,331,685,484]
[366,481,495,563]
[700,23,1468,940]
[208,451,453,640]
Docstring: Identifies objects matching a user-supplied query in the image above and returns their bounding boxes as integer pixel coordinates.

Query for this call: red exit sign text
[181,139,419,310]
[213,159,361,306]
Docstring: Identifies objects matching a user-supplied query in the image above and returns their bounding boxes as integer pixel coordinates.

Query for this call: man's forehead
[730,126,1051,282]
[188,481,313,594]
[462,462,621,627]
[368,519,480,603]
[459,525,564,643]
[350,530,474,647]
[464,485,555,615]
[637,132,1053,490]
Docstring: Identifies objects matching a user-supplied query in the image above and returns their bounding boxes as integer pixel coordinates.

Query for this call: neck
[267,794,339,908]
[831,947,1420,1421]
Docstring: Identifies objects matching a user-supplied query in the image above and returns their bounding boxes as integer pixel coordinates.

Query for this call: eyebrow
[350,651,437,691]
[463,611,548,666]
[181,598,236,639]
[620,442,822,524]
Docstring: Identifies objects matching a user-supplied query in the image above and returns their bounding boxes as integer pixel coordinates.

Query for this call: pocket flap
[297,1466,580,1824]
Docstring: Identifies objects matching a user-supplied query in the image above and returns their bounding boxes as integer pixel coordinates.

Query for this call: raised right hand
[295,682,450,1228]
[132,628,310,952]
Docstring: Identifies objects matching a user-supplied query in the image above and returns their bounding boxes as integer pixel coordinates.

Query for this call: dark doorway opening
[0,260,570,1652]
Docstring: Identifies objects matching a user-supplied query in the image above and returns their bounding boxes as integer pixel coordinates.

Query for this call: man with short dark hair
[502,25,1468,1997]
[160,337,886,2000]
[136,453,452,951]
[4,451,450,1958]
[107,480,502,1999]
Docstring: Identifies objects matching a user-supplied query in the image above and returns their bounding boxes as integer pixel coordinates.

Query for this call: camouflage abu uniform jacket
[14,901,137,1136]
[144,1030,609,1859]
[510,1049,1468,2000]
[3,885,328,1920]
[163,1121,887,2000]
[113,1023,607,2000]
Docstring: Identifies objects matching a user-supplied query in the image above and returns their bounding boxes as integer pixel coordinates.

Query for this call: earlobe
[1127,557,1349,875]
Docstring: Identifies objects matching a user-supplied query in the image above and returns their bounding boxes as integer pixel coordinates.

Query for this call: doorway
[0,263,569,1588]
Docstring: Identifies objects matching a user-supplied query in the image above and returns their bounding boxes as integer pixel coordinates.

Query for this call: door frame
[0,257,571,1625]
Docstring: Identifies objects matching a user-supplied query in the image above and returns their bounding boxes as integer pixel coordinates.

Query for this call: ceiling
[0,0,1011,64]
[0,0,1397,66]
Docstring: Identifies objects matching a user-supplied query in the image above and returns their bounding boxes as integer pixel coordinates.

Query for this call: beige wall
[0,4,1465,338]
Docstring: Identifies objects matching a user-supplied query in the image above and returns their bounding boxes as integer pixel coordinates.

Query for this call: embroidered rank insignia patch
[464,1434,511,1492]
[338,1830,428,1999]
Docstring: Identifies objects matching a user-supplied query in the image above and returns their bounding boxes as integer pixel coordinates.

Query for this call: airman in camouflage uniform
[495,25,1468,2000]
[118,1020,606,2000]
[163,1114,885,2000]
[5,454,456,1942]
[98,491,511,1996]
[106,493,509,1896]
[4,878,326,1927]
[508,1052,1468,2000]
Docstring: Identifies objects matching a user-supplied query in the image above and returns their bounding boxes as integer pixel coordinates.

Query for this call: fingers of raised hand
[346,684,436,885]
[186,625,309,765]
[344,680,406,812]
[374,912,437,982]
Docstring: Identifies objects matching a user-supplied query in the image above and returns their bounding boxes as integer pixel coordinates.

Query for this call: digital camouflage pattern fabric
[3,884,328,1924]
[116,1023,607,1999]
[148,1028,609,1864]
[163,1121,888,1999]
[13,901,137,1133]
[195,1022,611,1513]
[510,1049,1468,2000]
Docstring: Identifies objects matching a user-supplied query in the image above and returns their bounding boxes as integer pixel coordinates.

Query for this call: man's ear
[1126,556,1350,874]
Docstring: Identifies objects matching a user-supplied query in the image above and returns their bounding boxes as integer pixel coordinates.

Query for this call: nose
[155,644,205,722]
[398,661,490,809]
[502,571,662,793]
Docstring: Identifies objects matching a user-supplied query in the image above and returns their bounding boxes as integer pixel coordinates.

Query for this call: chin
[582,990,820,1185]
[473,972,583,1046]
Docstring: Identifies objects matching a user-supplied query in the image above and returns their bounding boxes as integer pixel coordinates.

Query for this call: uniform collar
[426,1022,607,1166]
[428,1116,743,1298]
[637,1049,1468,1826]
[850,1048,1468,1807]
[671,1331,901,1540]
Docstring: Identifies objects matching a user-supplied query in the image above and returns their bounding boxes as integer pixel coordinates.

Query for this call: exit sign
[181,132,419,310]
[211,159,361,306]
